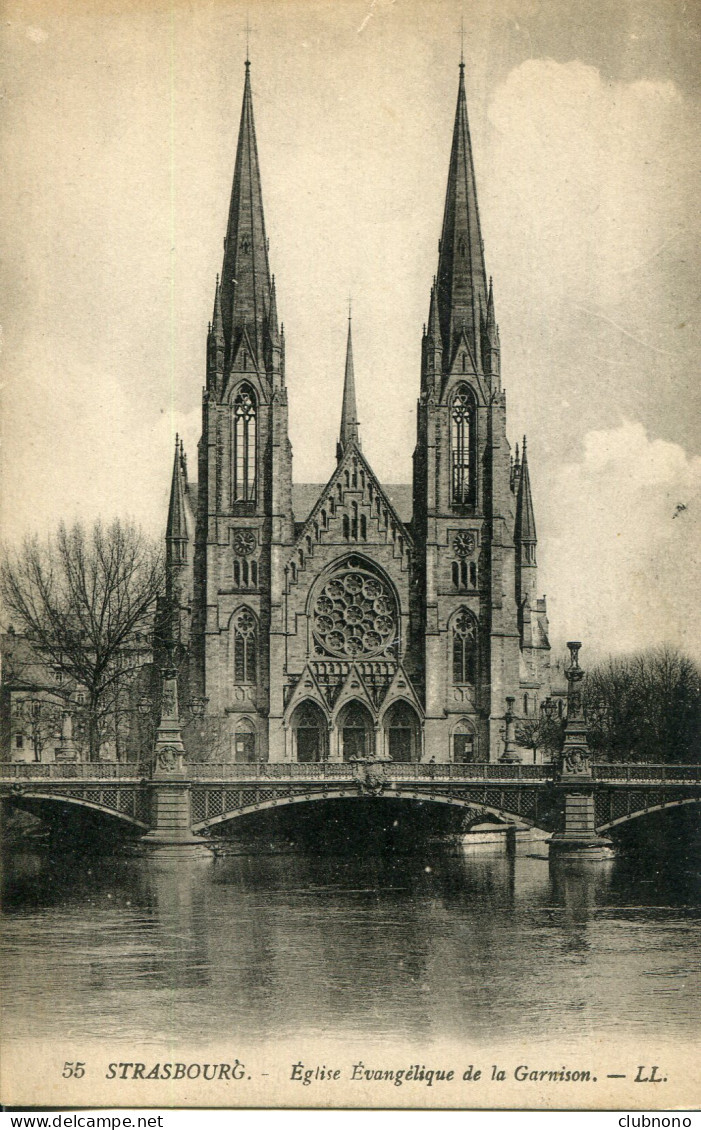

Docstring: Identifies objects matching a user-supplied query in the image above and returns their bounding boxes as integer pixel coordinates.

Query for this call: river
[2,825,699,1051]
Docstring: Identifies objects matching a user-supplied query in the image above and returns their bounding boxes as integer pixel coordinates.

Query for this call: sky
[1,0,700,662]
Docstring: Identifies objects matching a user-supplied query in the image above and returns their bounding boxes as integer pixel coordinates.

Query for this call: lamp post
[500,695,521,763]
[549,640,613,860]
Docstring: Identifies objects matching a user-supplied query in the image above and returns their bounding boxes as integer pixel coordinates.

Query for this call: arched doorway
[337,701,374,761]
[452,719,477,763]
[233,717,256,763]
[383,700,421,762]
[291,700,328,763]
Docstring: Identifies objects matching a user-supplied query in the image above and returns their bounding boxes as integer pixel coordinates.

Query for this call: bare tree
[11,697,63,762]
[1,520,164,760]
[584,647,701,764]
[515,715,563,764]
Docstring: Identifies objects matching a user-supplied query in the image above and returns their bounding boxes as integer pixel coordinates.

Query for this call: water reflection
[2,843,699,1048]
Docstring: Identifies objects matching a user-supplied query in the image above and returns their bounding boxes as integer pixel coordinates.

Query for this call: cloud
[540,421,701,661]
[25,26,48,44]
[482,59,700,466]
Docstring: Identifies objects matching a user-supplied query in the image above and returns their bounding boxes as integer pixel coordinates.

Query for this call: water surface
[2,839,699,1048]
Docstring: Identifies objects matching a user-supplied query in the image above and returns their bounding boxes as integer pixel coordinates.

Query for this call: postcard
[1,0,699,1112]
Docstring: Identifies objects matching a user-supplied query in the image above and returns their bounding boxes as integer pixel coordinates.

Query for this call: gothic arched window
[452,609,478,685]
[233,609,257,684]
[451,386,475,504]
[233,385,257,502]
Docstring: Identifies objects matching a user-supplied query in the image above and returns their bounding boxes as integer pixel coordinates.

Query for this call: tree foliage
[1,520,163,759]
[584,647,701,763]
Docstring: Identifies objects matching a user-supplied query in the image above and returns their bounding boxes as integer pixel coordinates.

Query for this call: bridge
[4,643,698,860]
[2,758,700,860]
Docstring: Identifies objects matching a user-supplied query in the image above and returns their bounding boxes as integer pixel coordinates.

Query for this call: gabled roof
[292,442,414,555]
[292,483,412,526]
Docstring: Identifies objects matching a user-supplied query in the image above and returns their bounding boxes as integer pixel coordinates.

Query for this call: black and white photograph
[1,0,699,1111]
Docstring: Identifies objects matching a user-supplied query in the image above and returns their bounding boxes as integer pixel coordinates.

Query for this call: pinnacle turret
[435,62,489,373]
[337,314,361,461]
[166,435,190,561]
[515,436,537,546]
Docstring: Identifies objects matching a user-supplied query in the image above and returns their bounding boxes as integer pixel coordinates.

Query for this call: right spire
[436,61,489,372]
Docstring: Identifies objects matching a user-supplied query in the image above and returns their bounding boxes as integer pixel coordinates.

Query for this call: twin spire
[214,60,277,377]
[433,61,492,375]
[211,57,498,449]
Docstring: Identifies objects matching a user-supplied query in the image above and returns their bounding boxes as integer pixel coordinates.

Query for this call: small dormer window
[462,353,466,373]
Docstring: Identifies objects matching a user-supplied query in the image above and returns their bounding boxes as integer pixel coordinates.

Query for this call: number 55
[62,1062,86,1078]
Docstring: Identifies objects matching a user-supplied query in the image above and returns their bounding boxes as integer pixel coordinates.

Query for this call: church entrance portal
[338,701,374,761]
[291,701,328,763]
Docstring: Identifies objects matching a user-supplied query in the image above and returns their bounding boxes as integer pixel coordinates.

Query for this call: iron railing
[592,763,701,784]
[0,762,144,781]
[1,761,699,785]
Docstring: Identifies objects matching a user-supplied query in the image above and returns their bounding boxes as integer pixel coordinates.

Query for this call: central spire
[337,311,361,461]
[218,61,273,371]
[436,62,489,372]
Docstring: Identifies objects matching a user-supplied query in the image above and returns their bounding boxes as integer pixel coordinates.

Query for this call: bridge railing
[184,761,552,782]
[0,762,144,781]
[593,763,701,784]
[2,760,699,785]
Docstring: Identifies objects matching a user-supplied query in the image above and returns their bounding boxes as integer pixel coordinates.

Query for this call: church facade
[164,61,553,765]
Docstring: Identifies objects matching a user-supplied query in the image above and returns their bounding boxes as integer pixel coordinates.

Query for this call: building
[163,59,554,765]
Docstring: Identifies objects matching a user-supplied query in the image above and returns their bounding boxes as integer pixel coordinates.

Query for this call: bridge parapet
[2,761,700,785]
[0,762,145,781]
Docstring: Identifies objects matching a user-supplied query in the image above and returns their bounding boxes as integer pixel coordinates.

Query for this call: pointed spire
[338,312,361,459]
[427,281,441,346]
[486,275,496,333]
[515,435,537,545]
[268,274,280,347]
[219,61,273,370]
[436,61,489,371]
[166,435,190,550]
[212,273,224,341]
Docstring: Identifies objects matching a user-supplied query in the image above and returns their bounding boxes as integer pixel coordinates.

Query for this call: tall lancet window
[233,608,257,684]
[451,386,475,504]
[233,384,257,502]
[452,609,478,685]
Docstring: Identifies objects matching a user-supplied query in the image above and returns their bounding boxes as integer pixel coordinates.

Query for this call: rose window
[312,566,398,658]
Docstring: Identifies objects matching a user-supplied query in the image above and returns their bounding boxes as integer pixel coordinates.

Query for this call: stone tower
[411,62,548,760]
[188,60,294,760]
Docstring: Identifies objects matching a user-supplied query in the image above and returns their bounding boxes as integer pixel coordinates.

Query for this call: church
[163,59,553,765]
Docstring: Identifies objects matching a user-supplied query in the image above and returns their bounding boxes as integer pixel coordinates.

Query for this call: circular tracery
[311,564,398,658]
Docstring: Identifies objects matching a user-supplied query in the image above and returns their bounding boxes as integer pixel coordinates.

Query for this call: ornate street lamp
[540,697,556,722]
[187,696,209,720]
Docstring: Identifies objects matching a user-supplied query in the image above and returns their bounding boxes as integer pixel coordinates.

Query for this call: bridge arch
[597,795,701,833]
[191,786,537,835]
[3,789,149,830]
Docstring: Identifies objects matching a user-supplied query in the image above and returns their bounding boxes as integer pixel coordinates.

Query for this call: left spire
[218,61,273,373]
